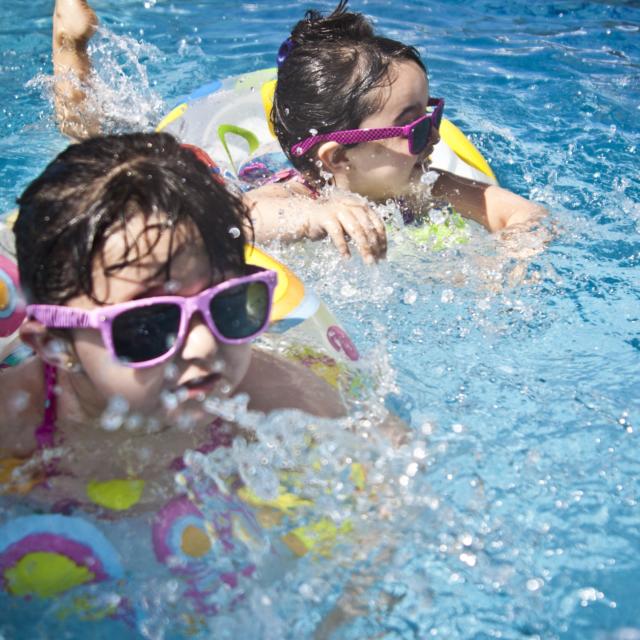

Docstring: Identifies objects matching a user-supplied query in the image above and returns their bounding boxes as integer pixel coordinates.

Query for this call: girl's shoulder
[242,347,346,419]
[0,357,46,456]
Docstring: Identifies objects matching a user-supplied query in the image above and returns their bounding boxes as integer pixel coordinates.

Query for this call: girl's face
[64,214,252,429]
[332,60,439,201]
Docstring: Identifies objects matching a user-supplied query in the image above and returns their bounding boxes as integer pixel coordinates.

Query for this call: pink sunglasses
[27,267,277,368]
[291,98,445,158]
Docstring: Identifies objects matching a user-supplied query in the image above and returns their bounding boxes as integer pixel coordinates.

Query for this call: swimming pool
[1,0,639,638]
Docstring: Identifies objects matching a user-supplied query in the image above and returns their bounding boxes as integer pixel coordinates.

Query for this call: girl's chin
[164,403,214,431]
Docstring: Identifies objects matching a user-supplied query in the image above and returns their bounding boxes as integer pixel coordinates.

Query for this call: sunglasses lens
[210,281,270,340]
[112,303,181,364]
[410,118,431,155]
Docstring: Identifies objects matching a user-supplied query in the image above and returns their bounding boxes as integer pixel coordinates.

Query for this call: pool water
[1,1,639,638]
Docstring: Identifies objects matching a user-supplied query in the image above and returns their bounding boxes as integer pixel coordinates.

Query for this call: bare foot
[54,0,97,47]
[52,0,99,139]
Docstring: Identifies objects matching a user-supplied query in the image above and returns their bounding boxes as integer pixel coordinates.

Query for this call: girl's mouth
[178,372,222,397]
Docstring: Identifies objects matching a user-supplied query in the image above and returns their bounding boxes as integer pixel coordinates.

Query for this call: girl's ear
[19,320,78,370]
[316,141,350,175]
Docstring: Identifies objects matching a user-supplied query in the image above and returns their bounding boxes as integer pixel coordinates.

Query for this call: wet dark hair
[273,0,426,181]
[15,132,250,304]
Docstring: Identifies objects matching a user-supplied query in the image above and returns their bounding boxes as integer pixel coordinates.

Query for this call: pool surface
[1,1,639,638]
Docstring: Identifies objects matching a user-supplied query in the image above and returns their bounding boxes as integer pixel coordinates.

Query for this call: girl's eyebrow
[394,102,424,124]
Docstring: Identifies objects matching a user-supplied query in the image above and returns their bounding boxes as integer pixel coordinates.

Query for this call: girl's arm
[52,0,99,139]
[431,170,548,232]
[241,348,347,418]
[244,181,387,264]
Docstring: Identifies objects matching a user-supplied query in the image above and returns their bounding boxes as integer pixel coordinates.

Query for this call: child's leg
[52,0,99,139]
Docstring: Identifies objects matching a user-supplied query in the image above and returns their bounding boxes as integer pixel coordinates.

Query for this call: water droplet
[420,170,439,186]
[161,390,179,411]
[459,552,477,567]
[460,533,473,546]
[11,391,30,412]
[413,445,427,460]
[527,578,544,592]
[403,289,417,305]
[441,289,454,303]
[100,395,129,431]
[340,284,358,298]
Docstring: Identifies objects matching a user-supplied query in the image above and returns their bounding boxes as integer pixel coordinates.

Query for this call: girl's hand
[304,194,387,263]
[245,185,387,263]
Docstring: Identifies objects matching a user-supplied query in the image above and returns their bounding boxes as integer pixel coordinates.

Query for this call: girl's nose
[179,312,218,361]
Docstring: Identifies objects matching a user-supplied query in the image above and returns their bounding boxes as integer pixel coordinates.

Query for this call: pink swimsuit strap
[34,362,58,449]
[265,168,320,199]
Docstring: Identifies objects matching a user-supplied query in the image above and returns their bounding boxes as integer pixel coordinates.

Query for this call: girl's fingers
[322,218,352,258]
[363,207,387,258]
[346,205,387,261]
[336,209,377,264]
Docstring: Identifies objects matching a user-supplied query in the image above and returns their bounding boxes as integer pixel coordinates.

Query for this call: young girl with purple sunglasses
[49,0,388,264]
[246,0,548,261]
[0,132,412,629]
[50,0,546,264]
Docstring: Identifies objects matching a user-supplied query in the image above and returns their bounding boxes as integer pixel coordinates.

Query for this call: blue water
[1,1,639,638]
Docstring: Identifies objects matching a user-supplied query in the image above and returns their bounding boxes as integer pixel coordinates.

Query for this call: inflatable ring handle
[261,79,277,139]
[156,103,188,132]
[218,125,260,173]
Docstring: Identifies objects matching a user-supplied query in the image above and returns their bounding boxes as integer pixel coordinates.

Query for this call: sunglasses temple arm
[26,305,95,329]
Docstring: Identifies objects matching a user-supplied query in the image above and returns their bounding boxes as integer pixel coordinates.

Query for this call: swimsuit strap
[34,363,58,449]
[265,168,320,199]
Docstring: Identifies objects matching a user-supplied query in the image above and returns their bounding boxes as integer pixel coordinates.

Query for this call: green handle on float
[217,124,260,174]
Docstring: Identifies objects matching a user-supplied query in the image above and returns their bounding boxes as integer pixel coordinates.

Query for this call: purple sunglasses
[291,98,445,158]
[27,267,278,368]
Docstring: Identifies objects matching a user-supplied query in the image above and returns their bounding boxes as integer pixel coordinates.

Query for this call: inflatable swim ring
[0,219,28,368]
[0,514,124,599]
[157,67,498,186]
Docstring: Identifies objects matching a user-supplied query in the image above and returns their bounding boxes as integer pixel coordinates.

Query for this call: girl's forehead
[386,61,429,106]
[101,214,198,266]
[90,215,209,303]
[361,61,429,128]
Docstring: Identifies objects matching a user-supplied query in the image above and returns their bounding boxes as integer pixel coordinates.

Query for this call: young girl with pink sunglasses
[0,131,358,625]
[245,0,548,261]
[0,132,344,507]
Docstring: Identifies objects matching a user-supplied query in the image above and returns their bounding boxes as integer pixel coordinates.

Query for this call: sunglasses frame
[290,98,444,158]
[27,267,278,369]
